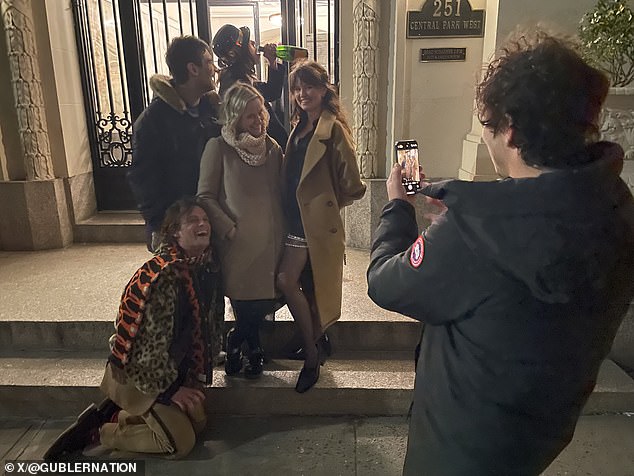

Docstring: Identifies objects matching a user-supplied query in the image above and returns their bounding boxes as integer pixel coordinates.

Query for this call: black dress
[284,126,315,238]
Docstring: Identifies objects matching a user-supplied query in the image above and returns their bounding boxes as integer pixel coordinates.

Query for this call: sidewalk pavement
[1,244,634,474]
[0,245,405,324]
[2,414,634,475]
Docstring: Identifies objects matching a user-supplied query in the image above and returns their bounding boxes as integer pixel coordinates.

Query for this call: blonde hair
[219,82,269,134]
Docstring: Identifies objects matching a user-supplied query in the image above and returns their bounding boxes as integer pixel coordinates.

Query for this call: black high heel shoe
[294,344,324,393]
[295,364,320,393]
[295,345,325,393]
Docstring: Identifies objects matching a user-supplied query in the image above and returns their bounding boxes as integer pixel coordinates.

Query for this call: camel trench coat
[287,111,366,330]
[198,136,285,300]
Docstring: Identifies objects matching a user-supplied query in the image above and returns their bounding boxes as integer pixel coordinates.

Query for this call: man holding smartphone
[368,31,634,475]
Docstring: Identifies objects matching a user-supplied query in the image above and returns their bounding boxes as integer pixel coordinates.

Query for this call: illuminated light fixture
[269,13,282,27]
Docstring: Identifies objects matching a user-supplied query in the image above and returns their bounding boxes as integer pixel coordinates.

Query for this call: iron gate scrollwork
[71,0,209,210]
[97,112,132,167]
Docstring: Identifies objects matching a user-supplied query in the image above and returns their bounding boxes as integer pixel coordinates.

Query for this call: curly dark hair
[165,36,210,85]
[159,196,209,247]
[289,60,352,136]
[476,30,609,168]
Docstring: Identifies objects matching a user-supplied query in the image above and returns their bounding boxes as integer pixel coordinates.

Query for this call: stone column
[602,88,634,194]
[346,0,380,249]
[352,0,379,179]
[458,0,499,182]
[1,0,53,180]
[0,0,71,250]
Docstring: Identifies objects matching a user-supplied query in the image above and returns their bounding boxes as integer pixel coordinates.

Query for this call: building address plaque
[408,0,485,38]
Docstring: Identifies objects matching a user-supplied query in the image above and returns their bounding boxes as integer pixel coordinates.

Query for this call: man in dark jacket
[129,36,221,251]
[367,32,634,476]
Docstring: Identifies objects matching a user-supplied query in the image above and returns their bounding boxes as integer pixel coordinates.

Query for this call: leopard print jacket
[111,251,224,395]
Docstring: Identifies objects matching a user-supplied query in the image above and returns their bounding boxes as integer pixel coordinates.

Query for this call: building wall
[40,0,93,179]
[39,0,95,222]
[398,0,487,180]
[497,0,609,41]
[376,0,629,181]
[2,0,631,249]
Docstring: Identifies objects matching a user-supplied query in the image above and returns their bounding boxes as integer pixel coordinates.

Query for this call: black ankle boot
[244,347,264,379]
[286,332,332,361]
[224,329,243,376]
[43,398,119,461]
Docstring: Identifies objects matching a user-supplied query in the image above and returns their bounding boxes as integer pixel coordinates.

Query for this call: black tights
[277,246,321,369]
[228,299,278,351]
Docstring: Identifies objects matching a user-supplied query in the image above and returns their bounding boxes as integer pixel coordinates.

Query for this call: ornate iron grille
[72,0,207,169]
[71,0,209,209]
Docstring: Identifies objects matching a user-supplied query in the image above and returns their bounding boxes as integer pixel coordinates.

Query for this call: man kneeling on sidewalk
[45,197,224,460]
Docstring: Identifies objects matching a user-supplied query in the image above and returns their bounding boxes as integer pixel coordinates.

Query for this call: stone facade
[602,88,634,193]
[0,0,72,250]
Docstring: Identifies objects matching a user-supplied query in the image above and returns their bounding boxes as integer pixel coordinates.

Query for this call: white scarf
[221,126,268,166]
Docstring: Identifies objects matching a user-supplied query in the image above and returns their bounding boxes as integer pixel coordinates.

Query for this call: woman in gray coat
[197,83,285,378]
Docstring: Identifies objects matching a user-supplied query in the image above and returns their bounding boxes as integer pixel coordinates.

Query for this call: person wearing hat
[212,24,288,149]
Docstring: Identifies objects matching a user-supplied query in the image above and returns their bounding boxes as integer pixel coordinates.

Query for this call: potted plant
[579,0,634,178]
[579,0,634,88]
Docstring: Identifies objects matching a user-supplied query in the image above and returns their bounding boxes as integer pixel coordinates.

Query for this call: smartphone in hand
[395,140,420,195]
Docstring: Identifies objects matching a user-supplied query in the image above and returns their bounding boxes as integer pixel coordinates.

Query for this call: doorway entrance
[72,0,339,211]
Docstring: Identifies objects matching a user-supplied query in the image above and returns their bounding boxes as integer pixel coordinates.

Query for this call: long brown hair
[288,60,352,135]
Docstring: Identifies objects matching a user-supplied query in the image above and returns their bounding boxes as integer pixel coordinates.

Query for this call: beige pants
[99,400,207,459]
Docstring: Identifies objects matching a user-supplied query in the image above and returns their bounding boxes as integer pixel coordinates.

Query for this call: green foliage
[579,0,634,87]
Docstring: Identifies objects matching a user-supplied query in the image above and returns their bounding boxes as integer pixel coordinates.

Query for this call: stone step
[0,318,423,355]
[0,352,414,418]
[74,211,145,243]
[0,354,632,419]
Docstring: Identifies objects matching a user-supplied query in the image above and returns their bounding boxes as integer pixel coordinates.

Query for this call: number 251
[433,0,462,17]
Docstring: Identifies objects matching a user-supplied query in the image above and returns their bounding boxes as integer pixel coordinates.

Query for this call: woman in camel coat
[197,83,285,379]
[277,60,366,393]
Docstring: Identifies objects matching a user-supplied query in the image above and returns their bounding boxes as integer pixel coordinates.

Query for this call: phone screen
[395,140,420,194]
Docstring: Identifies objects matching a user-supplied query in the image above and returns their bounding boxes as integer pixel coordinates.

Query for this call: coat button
[330,227,337,233]
[326,200,334,207]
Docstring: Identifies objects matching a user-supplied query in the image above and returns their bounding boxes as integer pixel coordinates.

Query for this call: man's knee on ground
[169,427,196,459]
[151,404,198,459]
